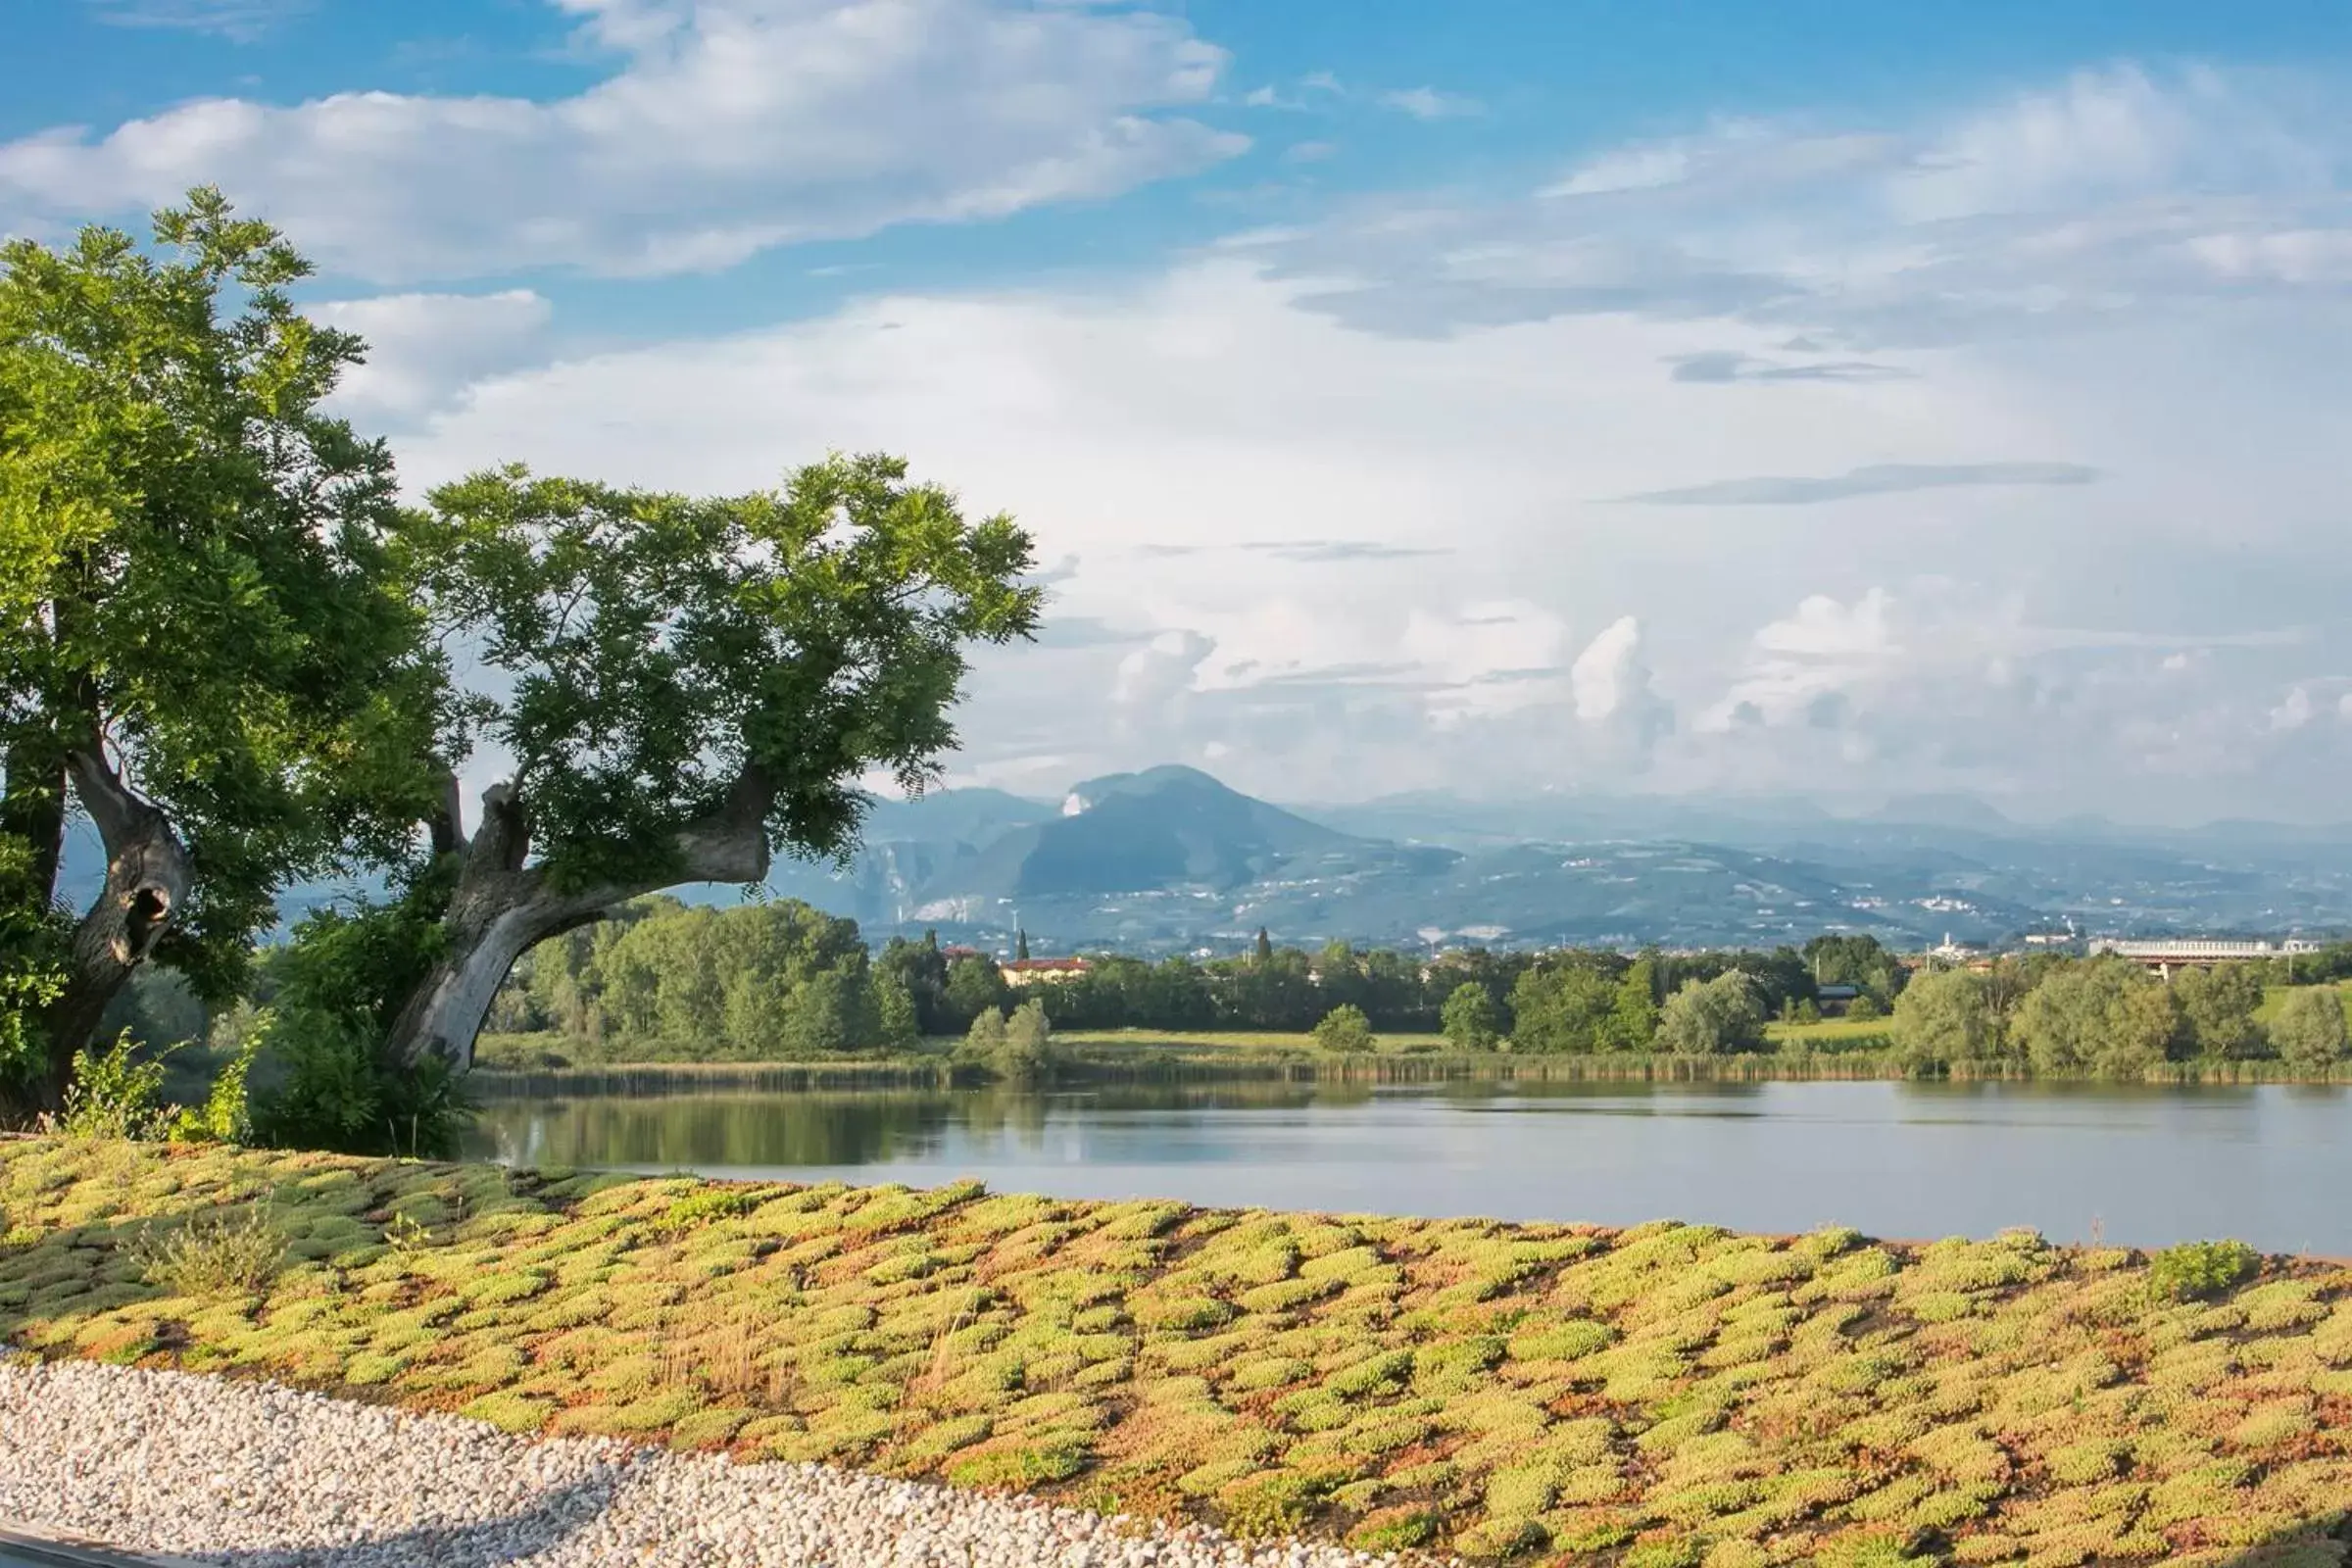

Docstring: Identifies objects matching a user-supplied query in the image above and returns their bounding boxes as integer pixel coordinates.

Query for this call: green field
[6,1137,2352,1564]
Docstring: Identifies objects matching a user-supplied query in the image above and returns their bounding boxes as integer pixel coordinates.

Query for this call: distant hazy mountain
[1868,793,2018,833]
[947,765,1364,899]
[54,765,2352,957]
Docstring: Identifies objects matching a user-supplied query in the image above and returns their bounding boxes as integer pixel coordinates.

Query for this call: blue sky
[8,0,2352,820]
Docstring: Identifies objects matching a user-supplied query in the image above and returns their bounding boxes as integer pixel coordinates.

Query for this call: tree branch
[427,768,466,858]
[677,761,775,885]
[470,780,531,875]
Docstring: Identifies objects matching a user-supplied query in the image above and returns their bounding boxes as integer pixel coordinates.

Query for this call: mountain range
[58,763,2352,955]
[754,765,2352,956]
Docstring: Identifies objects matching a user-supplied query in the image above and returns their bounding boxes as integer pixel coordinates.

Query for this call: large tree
[0,190,441,1103]
[381,456,1039,1070]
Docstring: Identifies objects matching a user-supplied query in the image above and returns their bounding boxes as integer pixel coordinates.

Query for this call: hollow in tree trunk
[37,741,191,1105]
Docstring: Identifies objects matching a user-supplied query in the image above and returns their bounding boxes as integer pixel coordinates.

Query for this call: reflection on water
[461,1078,2352,1254]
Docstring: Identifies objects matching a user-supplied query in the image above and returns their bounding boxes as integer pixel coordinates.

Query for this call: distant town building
[2088,937,2319,976]
[1001,957,1093,986]
[1931,933,1984,962]
[1815,983,1862,1017]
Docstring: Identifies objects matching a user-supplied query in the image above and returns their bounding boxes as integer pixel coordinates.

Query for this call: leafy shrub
[1656,972,1767,1055]
[168,1030,258,1145]
[1889,968,1996,1075]
[956,1002,1059,1083]
[1312,1004,1375,1054]
[250,1006,473,1157]
[2272,986,2349,1071]
[132,1203,286,1297]
[958,1005,1007,1062]
[998,999,1058,1082]
[2148,1239,2260,1302]
[60,1031,174,1140]
[1442,983,1502,1051]
[664,1187,761,1228]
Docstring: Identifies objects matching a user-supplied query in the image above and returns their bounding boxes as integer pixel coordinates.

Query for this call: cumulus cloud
[1671,581,2352,808]
[1619,462,2100,507]
[310,291,554,423]
[272,53,2352,817]
[368,240,2352,812]
[1569,616,1673,762]
[6,0,1244,281]
[1112,629,1214,711]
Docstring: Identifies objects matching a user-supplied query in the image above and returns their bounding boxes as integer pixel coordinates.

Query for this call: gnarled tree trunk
[386,768,775,1073]
[39,741,191,1103]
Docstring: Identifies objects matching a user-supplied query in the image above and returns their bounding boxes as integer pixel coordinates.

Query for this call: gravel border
[0,1358,1427,1568]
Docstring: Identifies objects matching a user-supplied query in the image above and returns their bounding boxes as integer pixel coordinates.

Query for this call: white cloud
[1545,144,1695,199]
[1265,62,2352,352]
[2272,685,2318,730]
[1379,87,1483,122]
[263,57,2352,818]
[5,0,1244,282]
[311,291,554,423]
[1112,629,1213,711]
[80,0,309,40]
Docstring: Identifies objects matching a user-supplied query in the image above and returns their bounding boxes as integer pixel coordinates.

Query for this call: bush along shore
[6,1138,2352,1566]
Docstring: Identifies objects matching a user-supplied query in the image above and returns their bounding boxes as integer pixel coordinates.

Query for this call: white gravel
[0,1358,1424,1568]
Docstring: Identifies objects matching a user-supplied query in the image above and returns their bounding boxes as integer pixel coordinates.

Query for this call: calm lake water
[461,1079,2352,1255]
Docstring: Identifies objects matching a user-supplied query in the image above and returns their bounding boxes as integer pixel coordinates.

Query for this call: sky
[7,0,2352,824]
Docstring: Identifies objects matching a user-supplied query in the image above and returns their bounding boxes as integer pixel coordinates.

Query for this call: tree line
[480,908,1937,1062]
[1889,956,2348,1074]
[476,905,2352,1072]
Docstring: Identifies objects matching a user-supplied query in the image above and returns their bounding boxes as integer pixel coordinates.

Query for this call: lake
[460,1078,2352,1255]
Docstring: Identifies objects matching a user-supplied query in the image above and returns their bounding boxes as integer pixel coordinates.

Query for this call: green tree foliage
[1440,982,1501,1051]
[2010,958,2188,1076]
[997,998,1057,1083]
[2146,1239,2260,1302]
[1312,1003,1375,1054]
[0,189,444,1102]
[875,930,953,1036]
[944,956,1011,1032]
[371,451,1040,1069]
[2271,986,2349,1071]
[1802,933,1907,1005]
[1603,958,1660,1051]
[871,968,921,1051]
[1889,967,1998,1073]
[1508,961,1616,1054]
[514,896,875,1060]
[1039,954,1214,1032]
[1657,946,1814,1015]
[1655,971,1767,1055]
[2171,962,2271,1060]
[960,1004,1007,1063]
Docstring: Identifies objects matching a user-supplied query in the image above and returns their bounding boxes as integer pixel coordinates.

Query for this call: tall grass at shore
[470,1033,2352,1100]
